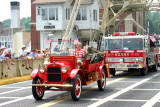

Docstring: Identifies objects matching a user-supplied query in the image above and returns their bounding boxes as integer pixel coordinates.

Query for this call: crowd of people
[0,45,50,70]
[0,42,88,70]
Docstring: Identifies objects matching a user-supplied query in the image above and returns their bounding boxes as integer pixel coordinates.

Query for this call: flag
[150,36,156,42]
[45,36,52,45]
[73,38,79,45]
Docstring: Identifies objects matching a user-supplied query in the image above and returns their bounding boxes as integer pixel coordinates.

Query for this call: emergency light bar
[113,32,136,36]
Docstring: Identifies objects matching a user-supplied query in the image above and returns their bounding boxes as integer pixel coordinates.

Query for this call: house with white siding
[33,0,104,50]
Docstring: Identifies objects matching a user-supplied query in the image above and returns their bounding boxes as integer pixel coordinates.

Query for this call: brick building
[31,0,40,50]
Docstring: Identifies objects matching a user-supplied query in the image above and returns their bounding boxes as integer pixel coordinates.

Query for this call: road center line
[87,73,160,107]
[36,74,135,107]
[141,92,160,107]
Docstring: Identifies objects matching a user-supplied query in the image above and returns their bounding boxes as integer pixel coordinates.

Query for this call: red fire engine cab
[104,32,159,76]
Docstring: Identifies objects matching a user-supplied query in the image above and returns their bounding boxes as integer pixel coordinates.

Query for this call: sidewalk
[0,75,31,85]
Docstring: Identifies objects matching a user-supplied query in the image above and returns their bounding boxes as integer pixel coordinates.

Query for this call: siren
[113,32,136,36]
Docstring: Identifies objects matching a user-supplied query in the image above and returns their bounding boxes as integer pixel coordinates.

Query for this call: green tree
[2,17,31,32]
[20,17,31,32]
[145,11,160,35]
[153,18,160,34]
[2,19,11,28]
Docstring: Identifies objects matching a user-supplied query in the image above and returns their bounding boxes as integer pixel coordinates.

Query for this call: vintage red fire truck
[104,32,159,76]
[30,40,109,101]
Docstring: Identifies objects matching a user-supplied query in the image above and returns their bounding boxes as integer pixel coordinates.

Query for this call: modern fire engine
[104,32,159,76]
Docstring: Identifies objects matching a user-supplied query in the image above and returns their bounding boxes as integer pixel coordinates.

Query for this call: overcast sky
[0,0,31,22]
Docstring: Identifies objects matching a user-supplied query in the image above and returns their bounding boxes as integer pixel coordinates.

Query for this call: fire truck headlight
[107,58,111,62]
[136,58,143,63]
[132,58,135,61]
[61,67,67,73]
[39,66,45,73]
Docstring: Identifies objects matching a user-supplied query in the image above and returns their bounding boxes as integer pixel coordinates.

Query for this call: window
[76,9,81,20]
[104,38,143,50]
[56,8,58,20]
[0,37,12,49]
[42,8,58,21]
[76,8,87,21]
[37,8,40,15]
[66,8,71,20]
[49,8,55,20]
[93,10,97,21]
[42,8,48,20]
[82,8,87,20]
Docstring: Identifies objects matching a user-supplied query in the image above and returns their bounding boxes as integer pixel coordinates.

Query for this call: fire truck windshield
[104,38,143,50]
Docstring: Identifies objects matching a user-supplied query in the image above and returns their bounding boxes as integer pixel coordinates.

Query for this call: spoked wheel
[32,77,45,100]
[97,70,106,91]
[140,68,148,76]
[71,74,82,101]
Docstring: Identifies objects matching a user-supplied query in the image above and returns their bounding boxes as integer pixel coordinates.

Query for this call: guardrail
[0,58,44,79]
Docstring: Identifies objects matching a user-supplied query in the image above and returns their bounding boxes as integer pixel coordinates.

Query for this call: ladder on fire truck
[60,0,81,50]
[60,0,160,50]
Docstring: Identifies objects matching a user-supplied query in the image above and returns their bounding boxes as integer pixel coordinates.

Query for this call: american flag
[150,36,156,42]
[73,38,79,45]
[45,36,52,45]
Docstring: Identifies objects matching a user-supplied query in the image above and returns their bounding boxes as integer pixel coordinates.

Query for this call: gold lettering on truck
[114,53,130,56]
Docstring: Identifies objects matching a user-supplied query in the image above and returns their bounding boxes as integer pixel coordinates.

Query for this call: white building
[0,23,31,57]
[33,0,103,50]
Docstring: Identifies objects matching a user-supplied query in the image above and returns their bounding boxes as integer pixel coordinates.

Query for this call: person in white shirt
[19,45,27,57]
[18,45,32,70]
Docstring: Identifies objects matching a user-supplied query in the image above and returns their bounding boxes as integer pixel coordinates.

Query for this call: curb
[0,75,32,85]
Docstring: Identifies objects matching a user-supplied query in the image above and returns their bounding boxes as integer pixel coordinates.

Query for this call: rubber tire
[140,68,148,76]
[32,77,44,100]
[71,74,82,101]
[97,70,106,91]
[152,59,158,72]
[110,68,116,76]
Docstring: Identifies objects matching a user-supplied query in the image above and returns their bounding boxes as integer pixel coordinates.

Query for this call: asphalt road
[1,69,160,107]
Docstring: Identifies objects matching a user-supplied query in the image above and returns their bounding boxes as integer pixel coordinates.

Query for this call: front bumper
[109,63,144,69]
[30,84,73,87]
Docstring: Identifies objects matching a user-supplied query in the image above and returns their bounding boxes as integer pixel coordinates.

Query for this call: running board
[30,84,73,87]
